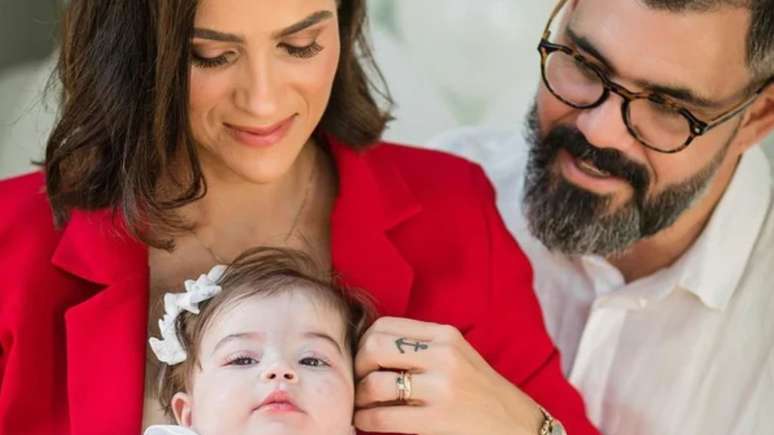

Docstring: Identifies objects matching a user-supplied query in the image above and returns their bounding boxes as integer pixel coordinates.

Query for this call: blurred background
[1,1,773,179]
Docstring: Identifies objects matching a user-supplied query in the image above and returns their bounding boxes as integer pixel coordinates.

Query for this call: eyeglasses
[538,0,773,153]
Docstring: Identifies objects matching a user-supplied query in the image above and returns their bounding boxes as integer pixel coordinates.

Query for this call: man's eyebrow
[272,10,334,39]
[566,26,615,73]
[193,28,245,44]
[566,26,724,110]
[304,331,343,355]
[634,80,725,109]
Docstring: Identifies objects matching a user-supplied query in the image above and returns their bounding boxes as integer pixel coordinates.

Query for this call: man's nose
[574,93,640,154]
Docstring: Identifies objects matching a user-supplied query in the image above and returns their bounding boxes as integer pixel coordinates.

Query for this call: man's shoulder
[428,127,528,168]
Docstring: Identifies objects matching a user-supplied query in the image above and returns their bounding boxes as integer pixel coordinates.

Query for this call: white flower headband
[148,264,228,365]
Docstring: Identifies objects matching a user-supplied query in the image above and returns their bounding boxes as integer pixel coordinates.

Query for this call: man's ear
[171,392,193,427]
[734,84,774,154]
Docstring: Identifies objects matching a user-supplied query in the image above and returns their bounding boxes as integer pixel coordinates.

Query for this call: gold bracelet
[537,406,565,435]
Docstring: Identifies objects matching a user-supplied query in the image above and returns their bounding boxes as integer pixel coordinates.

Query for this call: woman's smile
[225,115,297,148]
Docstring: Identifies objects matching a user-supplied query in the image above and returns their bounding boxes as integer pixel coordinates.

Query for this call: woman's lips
[226,115,295,148]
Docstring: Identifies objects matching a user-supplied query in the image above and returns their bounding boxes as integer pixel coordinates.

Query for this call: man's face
[525,0,754,256]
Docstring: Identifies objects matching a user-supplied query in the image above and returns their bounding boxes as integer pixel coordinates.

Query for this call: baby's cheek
[308,372,355,417]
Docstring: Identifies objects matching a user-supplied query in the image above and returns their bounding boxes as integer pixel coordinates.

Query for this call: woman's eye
[227,356,258,366]
[280,41,324,59]
[191,52,231,69]
[299,357,329,368]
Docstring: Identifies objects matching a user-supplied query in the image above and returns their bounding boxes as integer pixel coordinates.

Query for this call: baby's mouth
[256,390,303,414]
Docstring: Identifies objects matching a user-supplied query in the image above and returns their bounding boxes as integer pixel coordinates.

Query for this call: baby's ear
[171,392,193,427]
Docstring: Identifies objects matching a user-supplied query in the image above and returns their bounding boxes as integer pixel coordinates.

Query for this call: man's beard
[522,102,730,257]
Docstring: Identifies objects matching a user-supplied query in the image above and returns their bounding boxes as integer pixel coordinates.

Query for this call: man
[432,0,774,433]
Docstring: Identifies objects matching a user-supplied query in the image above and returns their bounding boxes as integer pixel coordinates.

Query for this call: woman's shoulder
[366,141,492,199]
[0,171,58,240]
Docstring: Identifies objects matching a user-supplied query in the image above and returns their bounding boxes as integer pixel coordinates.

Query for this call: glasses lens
[628,98,691,152]
[544,50,605,108]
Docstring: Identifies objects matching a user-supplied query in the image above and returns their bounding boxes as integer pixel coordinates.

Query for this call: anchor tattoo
[395,337,429,354]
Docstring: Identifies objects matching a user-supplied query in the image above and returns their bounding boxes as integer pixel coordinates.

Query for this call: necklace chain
[191,148,319,264]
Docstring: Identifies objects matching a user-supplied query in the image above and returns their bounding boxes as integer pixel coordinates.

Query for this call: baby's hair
[156,246,375,418]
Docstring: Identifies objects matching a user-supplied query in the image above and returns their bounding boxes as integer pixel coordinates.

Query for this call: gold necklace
[191,148,319,264]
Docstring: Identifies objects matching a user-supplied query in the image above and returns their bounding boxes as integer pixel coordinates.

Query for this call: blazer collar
[52,209,149,434]
[328,137,422,316]
[46,136,424,432]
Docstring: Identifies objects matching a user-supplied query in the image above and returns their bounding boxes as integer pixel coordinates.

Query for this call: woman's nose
[260,362,298,384]
[234,57,281,119]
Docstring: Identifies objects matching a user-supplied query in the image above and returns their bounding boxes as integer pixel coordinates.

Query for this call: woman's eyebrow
[193,28,244,43]
[272,10,334,39]
[192,11,333,44]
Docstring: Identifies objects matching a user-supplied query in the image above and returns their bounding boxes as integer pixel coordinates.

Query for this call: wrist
[537,406,566,435]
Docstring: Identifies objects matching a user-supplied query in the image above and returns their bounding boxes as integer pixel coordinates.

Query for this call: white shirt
[430,127,774,435]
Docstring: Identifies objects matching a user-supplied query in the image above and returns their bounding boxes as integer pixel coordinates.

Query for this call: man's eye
[280,41,324,59]
[299,357,329,367]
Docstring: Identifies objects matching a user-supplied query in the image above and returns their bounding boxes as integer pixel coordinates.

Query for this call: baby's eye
[227,356,258,366]
[299,357,330,368]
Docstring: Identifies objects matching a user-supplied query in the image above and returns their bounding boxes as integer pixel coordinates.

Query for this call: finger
[355,370,432,407]
[354,404,431,434]
[359,317,451,347]
[355,331,434,379]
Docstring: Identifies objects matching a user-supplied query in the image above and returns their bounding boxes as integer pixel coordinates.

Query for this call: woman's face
[173,289,355,435]
[189,0,341,184]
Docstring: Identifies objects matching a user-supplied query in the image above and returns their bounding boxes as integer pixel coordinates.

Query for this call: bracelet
[537,406,566,435]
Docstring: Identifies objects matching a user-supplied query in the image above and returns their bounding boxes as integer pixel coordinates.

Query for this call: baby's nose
[260,363,298,384]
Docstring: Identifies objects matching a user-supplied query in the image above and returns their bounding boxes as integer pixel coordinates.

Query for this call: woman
[0,0,596,434]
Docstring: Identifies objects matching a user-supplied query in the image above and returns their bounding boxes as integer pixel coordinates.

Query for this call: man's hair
[155,247,375,418]
[642,0,774,82]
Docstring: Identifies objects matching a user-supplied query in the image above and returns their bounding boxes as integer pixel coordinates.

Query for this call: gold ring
[396,370,413,402]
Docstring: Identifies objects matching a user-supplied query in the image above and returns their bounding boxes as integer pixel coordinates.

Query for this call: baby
[144,247,373,435]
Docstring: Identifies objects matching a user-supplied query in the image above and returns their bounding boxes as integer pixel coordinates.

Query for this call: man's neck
[607,156,741,283]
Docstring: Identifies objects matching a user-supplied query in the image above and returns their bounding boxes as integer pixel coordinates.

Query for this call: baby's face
[173,288,355,435]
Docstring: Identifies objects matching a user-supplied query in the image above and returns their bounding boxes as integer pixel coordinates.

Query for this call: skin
[171,289,355,435]
[167,0,341,267]
[537,0,774,281]
[145,4,341,424]
[356,2,774,434]
[189,0,340,187]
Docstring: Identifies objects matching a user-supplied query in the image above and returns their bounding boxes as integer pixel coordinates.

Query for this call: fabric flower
[148,264,227,365]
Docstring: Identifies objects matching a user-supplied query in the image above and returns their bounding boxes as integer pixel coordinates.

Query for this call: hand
[354,317,545,435]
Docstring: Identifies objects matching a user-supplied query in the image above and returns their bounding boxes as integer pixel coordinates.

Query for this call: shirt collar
[575,147,771,311]
[670,147,771,310]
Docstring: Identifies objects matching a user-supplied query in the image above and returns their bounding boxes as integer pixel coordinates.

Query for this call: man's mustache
[542,125,651,195]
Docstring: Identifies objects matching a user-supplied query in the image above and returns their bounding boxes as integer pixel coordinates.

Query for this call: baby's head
[152,247,373,435]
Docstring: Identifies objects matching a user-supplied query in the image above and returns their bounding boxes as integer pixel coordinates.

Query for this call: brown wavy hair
[154,246,375,419]
[44,0,392,247]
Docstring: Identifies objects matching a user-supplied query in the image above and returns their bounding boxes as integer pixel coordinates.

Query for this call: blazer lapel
[329,139,421,317]
[52,209,149,435]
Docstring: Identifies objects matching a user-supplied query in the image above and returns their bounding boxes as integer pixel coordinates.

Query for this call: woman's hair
[44,0,392,247]
[156,246,375,418]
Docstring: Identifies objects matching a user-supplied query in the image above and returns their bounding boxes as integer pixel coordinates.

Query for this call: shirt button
[638,298,648,308]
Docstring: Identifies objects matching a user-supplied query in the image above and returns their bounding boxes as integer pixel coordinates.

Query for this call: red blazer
[0,139,596,435]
